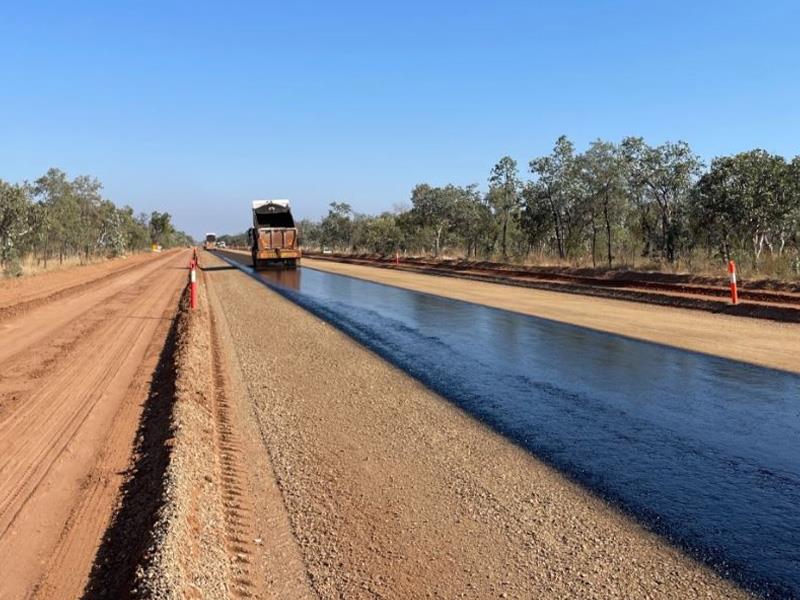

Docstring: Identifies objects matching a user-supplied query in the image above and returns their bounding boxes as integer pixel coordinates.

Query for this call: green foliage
[692,150,799,266]
[260,137,799,277]
[319,202,355,250]
[0,168,192,275]
[217,231,249,247]
[0,181,30,270]
[488,156,522,258]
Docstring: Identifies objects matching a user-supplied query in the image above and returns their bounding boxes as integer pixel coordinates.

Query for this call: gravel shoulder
[202,251,750,599]
[302,257,799,374]
[119,259,315,599]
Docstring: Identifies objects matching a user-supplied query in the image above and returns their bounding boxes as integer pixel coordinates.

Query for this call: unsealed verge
[84,285,234,598]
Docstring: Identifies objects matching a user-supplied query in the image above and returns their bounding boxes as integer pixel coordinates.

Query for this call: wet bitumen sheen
[217,254,800,598]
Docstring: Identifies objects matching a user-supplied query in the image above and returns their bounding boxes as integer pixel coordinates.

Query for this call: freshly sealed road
[204,251,748,599]
[215,251,800,598]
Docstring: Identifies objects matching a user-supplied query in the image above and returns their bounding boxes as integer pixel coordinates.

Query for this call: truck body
[248,200,301,269]
[204,233,217,250]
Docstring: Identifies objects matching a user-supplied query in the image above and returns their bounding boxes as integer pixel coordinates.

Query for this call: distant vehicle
[322,246,332,255]
[248,200,301,269]
[217,240,227,249]
[204,233,217,250]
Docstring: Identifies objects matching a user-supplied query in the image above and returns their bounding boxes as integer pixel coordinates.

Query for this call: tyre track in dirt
[111,263,314,599]
[0,249,190,599]
[33,291,181,600]
[204,267,316,600]
[209,311,265,598]
[0,250,179,367]
[0,264,181,535]
[0,252,175,323]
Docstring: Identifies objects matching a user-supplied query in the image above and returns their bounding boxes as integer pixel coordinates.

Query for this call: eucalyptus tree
[528,136,581,260]
[692,150,795,265]
[580,140,626,267]
[363,213,404,255]
[33,168,80,264]
[619,137,657,259]
[408,184,457,257]
[149,211,176,247]
[624,140,702,262]
[452,185,493,258]
[320,202,354,250]
[0,181,31,271]
[517,181,554,257]
[488,156,522,258]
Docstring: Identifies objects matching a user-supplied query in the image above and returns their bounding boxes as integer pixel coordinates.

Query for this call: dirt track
[0,250,189,599]
[301,257,800,374]
[201,251,750,599]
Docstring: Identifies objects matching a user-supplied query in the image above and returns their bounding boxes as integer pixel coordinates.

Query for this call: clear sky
[1,1,799,238]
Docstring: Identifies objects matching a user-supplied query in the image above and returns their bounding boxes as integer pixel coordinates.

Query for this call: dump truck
[204,233,217,250]
[248,200,301,269]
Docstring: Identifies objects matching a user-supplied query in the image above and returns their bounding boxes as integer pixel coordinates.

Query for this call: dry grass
[421,248,800,282]
[4,253,146,279]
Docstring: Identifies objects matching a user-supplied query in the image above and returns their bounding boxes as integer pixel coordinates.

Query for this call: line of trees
[1,168,193,276]
[297,137,800,276]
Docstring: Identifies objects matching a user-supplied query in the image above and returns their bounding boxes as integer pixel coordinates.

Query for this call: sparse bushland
[0,168,193,277]
[289,138,800,280]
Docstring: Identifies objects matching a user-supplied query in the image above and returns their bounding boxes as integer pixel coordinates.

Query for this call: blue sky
[1,1,799,238]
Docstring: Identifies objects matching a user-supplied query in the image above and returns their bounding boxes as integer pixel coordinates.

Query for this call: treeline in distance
[282,136,799,277]
[0,168,193,276]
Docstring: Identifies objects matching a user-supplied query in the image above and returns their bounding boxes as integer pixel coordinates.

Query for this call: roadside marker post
[189,265,198,310]
[728,260,739,305]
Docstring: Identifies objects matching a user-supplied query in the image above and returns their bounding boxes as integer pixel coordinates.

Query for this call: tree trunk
[501,215,508,259]
[661,211,671,262]
[603,196,613,268]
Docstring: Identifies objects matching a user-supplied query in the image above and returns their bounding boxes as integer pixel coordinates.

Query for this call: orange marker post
[728,260,738,305]
[190,266,197,309]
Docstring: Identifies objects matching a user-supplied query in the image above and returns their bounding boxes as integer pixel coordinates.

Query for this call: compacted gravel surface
[201,252,750,599]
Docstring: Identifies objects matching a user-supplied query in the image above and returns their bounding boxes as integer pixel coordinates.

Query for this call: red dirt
[0,250,190,599]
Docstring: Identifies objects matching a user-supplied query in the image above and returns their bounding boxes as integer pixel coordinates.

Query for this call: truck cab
[204,233,217,250]
[248,199,301,269]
